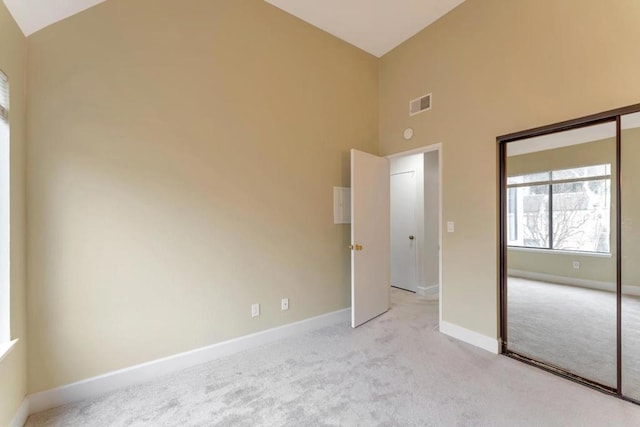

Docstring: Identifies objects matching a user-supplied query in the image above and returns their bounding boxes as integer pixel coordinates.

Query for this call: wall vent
[409,93,432,116]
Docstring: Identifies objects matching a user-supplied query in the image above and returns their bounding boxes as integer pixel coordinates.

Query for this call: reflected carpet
[508,277,640,398]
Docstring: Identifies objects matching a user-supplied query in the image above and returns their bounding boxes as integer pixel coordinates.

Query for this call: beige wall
[12,0,640,405]
[0,1,28,425]
[507,138,617,283]
[26,0,378,393]
[379,0,640,337]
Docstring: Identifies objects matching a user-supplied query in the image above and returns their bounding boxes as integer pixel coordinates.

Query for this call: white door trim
[386,143,441,158]
[386,143,443,325]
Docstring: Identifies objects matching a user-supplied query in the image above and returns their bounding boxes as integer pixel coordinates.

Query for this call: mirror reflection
[506,122,617,388]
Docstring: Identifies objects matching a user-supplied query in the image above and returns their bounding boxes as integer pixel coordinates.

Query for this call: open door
[351,149,390,328]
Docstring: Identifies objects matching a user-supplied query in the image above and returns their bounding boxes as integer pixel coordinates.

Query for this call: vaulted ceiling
[3,0,107,36]
[264,0,466,57]
[2,0,465,57]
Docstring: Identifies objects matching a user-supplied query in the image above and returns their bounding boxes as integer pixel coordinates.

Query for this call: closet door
[621,112,640,401]
[505,121,618,389]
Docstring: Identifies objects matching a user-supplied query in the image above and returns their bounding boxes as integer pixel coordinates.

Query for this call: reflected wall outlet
[573,261,580,270]
[251,303,260,317]
[281,298,289,311]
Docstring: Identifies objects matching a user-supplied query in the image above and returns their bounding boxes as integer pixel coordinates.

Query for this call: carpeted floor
[26,288,640,426]
[507,277,640,399]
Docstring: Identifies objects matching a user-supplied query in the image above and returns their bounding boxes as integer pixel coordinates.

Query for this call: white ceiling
[265,0,466,57]
[3,0,107,36]
[3,0,466,56]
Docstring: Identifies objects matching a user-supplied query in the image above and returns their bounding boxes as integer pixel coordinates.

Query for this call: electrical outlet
[281,298,289,311]
[573,261,580,270]
[447,221,455,233]
[251,303,260,318]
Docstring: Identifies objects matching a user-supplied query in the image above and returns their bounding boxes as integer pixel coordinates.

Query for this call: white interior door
[390,171,418,292]
[351,149,390,328]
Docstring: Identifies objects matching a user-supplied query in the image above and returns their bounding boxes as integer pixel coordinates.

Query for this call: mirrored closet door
[501,103,640,403]
[504,121,617,389]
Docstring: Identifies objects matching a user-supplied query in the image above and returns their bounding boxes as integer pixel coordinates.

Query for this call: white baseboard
[417,285,439,295]
[26,308,350,416]
[508,269,640,296]
[9,399,29,427]
[440,321,499,354]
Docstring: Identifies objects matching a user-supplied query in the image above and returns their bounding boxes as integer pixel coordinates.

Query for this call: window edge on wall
[0,339,18,363]
[0,68,8,345]
[0,69,8,123]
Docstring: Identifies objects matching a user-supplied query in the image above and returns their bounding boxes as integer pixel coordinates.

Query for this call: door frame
[387,143,443,324]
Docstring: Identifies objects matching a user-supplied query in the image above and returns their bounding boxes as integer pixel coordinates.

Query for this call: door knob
[349,244,363,251]
[409,235,415,240]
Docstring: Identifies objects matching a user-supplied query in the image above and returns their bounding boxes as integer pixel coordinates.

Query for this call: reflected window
[507,164,611,253]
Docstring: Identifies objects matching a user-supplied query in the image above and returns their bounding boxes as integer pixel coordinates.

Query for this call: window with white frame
[507,164,611,253]
[0,69,9,345]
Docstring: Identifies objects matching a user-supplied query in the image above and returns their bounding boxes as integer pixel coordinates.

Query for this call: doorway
[390,157,419,292]
[388,146,441,301]
[349,144,442,328]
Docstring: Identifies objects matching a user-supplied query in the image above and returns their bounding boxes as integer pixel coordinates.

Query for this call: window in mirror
[507,172,551,185]
[507,184,549,248]
[507,164,611,253]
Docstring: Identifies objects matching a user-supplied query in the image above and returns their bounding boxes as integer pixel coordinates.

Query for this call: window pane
[551,164,610,181]
[508,185,549,248]
[552,179,610,252]
[507,172,550,185]
[507,175,523,185]
[507,188,518,242]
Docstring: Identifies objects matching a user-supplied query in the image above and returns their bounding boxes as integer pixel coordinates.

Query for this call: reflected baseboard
[508,269,640,296]
[417,285,439,296]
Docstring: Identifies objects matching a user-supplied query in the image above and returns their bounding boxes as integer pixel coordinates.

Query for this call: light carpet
[26,289,640,426]
[508,277,640,398]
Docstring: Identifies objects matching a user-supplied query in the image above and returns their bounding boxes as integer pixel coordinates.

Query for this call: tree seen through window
[507,165,611,253]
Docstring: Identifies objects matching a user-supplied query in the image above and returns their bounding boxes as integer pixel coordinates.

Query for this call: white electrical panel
[333,187,351,224]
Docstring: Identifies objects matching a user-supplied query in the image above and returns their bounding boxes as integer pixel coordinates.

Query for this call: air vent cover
[410,93,432,116]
